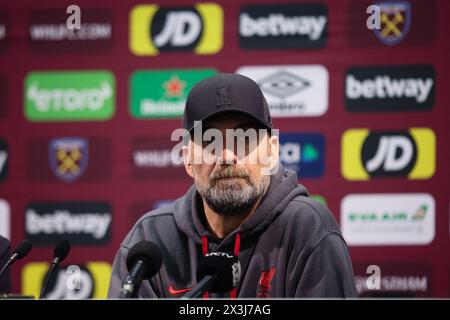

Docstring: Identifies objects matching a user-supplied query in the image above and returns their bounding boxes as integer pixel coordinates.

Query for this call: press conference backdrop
[0,0,449,298]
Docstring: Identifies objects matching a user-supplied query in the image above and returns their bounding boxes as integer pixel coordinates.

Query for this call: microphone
[0,240,33,281]
[39,240,71,299]
[119,241,163,298]
[183,251,241,298]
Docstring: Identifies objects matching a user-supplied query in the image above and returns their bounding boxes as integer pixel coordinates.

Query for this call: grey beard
[196,175,269,216]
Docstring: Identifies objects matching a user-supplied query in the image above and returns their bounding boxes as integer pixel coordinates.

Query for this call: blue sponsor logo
[279,133,325,178]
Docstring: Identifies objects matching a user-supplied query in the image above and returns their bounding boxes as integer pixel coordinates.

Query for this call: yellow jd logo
[342,128,435,180]
[130,3,223,56]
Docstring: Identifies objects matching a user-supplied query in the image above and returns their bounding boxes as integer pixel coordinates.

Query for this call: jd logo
[130,3,223,56]
[152,9,202,50]
[362,133,417,176]
[342,128,435,180]
[22,262,111,299]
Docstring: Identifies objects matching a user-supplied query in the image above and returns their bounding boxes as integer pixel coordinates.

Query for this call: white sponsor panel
[0,199,10,239]
[341,193,435,246]
[236,65,328,117]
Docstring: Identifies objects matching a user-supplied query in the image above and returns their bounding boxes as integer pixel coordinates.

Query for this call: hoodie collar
[173,167,308,248]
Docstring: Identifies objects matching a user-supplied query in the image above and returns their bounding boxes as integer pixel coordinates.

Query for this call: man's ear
[182,144,194,178]
[268,134,280,174]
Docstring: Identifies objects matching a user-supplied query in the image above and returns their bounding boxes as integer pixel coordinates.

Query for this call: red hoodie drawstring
[200,233,241,299]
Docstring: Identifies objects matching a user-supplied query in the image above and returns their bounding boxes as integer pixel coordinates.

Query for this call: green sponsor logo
[130,69,216,118]
[311,195,327,206]
[25,71,115,121]
[348,204,428,222]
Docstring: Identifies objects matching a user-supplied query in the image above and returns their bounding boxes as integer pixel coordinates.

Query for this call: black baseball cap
[182,73,272,132]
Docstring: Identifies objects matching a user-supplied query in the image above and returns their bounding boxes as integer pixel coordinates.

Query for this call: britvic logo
[345,66,435,111]
[236,65,328,117]
[130,3,223,55]
[239,3,327,49]
[130,69,216,118]
[279,133,325,178]
[24,71,115,121]
[341,193,435,246]
[342,128,435,180]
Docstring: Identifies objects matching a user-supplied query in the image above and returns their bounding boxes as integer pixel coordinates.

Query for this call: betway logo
[133,150,181,168]
[346,75,433,103]
[240,13,326,40]
[30,23,111,41]
[27,82,112,112]
[26,209,111,239]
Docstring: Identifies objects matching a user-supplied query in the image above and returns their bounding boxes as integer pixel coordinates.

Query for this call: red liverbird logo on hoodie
[257,267,276,297]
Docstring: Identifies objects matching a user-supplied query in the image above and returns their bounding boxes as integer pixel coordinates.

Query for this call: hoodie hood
[173,166,309,249]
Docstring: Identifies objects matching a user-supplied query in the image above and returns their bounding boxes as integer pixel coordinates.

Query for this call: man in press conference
[108,73,357,298]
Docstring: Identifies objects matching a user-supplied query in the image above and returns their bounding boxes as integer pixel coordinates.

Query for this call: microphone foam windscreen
[126,241,163,280]
[14,240,32,259]
[197,252,241,293]
[54,240,71,261]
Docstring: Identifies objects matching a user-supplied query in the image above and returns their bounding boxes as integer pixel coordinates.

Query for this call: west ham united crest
[49,137,89,183]
[374,1,411,46]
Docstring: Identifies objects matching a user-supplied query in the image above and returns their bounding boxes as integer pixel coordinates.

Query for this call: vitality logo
[130,3,223,56]
[342,128,435,180]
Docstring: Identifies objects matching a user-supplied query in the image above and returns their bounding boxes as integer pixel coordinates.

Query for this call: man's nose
[218,146,238,165]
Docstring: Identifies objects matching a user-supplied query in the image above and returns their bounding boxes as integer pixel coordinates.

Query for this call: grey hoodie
[108,167,358,298]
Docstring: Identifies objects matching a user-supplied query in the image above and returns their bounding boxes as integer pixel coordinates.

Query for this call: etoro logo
[130,69,216,118]
[25,202,112,245]
[341,193,435,246]
[342,128,435,180]
[236,65,328,117]
[22,262,111,299]
[130,3,223,56]
[345,66,435,111]
[239,3,327,49]
[24,71,115,122]
[279,133,325,178]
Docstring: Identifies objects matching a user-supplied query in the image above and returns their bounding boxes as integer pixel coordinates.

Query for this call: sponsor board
[342,128,435,180]
[354,262,432,297]
[239,3,327,49]
[27,9,113,53]
[279,133,325,178]
[130,3,223,55]
[25,202,112,245]
[26,137,111,182]
[130,69,216,118]
[345,65,435,111]
[0,199,10,239]
[0,139,7,182]
[341,193,435,246]
[24,71,115,122]
[22,262,111,299]
[237,65,328,117]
